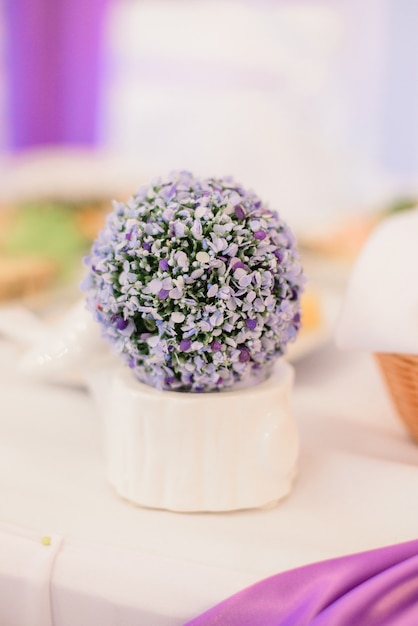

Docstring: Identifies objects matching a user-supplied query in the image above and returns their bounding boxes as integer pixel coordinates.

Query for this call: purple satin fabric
[4,0,110,149]
[186,539,418,626]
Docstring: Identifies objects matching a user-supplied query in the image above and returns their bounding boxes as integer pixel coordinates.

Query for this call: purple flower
[233,261,247,270]
[234,205,246,220]
[116,317,129,331]
[180,339,192,352]
[239,348,250,363]
[159,259,169,271]
[211,341,222,352]
[254,230,266,240]
[246,319,257,331]
[162,185,176,201]
[273,249,284,262]
[158,289,170,300]
[142,242,152,252]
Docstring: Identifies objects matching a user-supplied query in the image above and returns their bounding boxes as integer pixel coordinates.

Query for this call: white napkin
[336,208,418,355]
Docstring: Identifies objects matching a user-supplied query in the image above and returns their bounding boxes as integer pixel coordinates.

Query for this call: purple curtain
[4,0,110,149]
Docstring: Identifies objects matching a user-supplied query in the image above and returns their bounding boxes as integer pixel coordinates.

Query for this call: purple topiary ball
[82,172,305,392]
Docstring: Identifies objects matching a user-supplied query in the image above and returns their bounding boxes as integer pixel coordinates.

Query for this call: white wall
[98,0,418,232]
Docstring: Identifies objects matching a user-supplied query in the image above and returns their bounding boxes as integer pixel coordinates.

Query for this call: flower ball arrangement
[83,172,305,392]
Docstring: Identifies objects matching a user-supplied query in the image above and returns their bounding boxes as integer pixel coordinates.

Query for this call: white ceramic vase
[103,360,298,512]
[10,301,299,511]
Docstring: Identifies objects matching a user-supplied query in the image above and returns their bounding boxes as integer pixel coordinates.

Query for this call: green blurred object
[3,203,89,281]
[384,197,417,216]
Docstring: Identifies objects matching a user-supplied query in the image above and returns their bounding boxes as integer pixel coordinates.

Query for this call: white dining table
[1,325,417,626]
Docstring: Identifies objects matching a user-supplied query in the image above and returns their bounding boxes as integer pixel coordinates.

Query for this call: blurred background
[0,0,417,348]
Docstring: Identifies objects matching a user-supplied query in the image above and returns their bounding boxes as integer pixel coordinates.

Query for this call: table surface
[1,329,418,626]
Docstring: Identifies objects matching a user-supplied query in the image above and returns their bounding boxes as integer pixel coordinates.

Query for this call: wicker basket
[375,353,418,441]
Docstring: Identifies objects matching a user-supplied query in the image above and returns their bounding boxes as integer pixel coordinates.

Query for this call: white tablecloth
[1,337,418,625]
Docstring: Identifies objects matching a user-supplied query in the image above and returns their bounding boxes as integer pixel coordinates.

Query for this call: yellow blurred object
[301,198,417,264]
[41,535,52,547]
[301,215,379,261]
[75,202,108,239]
[0,199,110,303]
[300,290,322,333]
[0,256,56,301]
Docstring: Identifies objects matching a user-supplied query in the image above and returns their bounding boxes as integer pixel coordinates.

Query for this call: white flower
[196,251,210,264]
[169,287,183,299]
[218,286,232,299]
[175,251,188,268]
[224,242,238,257]
[195,205,208,219]
[161,277,173,290]
[171,312,185,323]
[190,268,204,280]
[234,268,247,280]
[199,320,212,332]
[207,284,219,297]
[191,220,203,240]
[174,222,186,237]
[239,274,253,287]
[210,311,224,327]
[144,278,162,294]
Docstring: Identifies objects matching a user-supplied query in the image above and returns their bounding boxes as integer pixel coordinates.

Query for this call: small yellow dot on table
[41,536,51,546]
